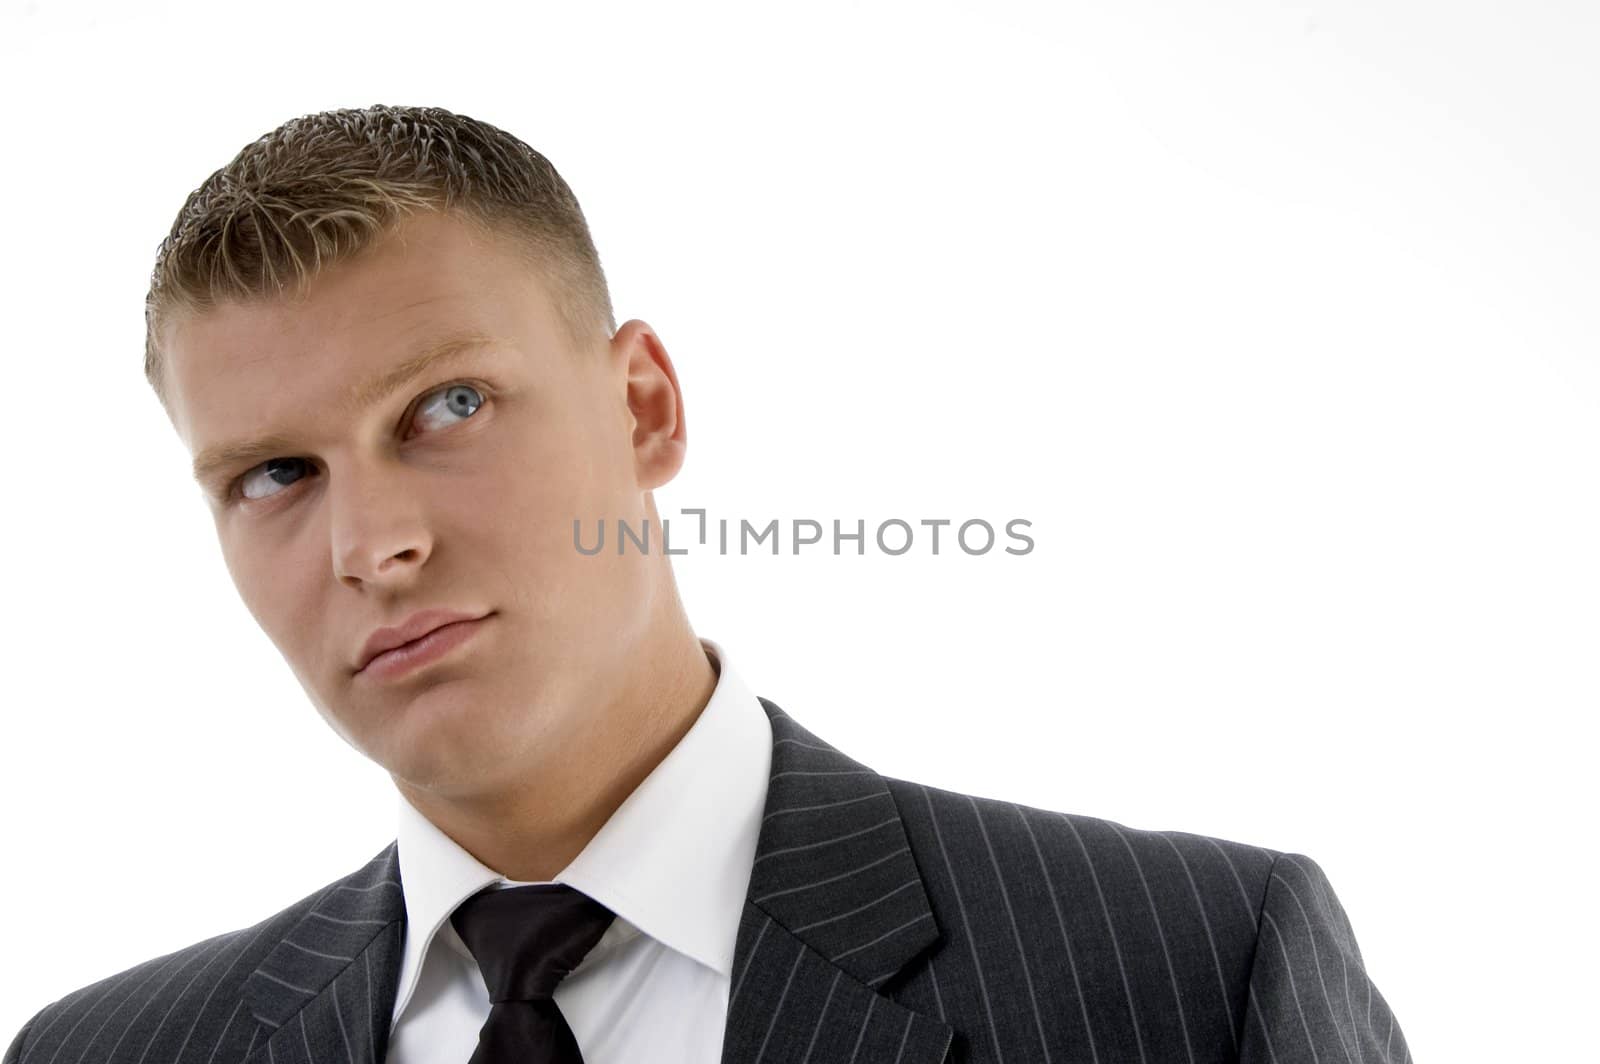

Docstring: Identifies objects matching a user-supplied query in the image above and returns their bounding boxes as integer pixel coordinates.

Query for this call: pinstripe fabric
[6,697,1411,1064]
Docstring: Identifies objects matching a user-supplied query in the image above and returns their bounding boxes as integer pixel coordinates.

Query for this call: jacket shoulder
[6,843,397,1064]
[879,777,1301,1060]
[885,774,1284,910]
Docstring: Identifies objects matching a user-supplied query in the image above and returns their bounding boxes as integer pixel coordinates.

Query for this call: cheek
[476,471,652,627]
[219,538,274,627]
[219,535,323,660]
[487,432,638,546]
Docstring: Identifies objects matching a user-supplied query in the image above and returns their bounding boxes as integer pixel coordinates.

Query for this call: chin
[381,734,499,795]
[374,701,524,795]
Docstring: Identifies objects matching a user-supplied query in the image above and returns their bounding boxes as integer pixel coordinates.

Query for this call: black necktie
[450,883,617,1063]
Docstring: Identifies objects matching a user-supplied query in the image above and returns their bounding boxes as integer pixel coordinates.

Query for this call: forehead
[164,211,557,455]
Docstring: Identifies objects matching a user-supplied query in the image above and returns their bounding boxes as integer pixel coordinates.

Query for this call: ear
[611,318,688,491]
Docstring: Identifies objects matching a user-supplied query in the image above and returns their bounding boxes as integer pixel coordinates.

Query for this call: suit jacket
[6,698,1411,1064]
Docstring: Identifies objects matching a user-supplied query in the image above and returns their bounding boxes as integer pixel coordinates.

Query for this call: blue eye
[238,456,314,502]
[413,382,486,433]
[233,381,487,504]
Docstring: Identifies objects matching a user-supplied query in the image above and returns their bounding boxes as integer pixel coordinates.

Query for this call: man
[5,104,1411,1064]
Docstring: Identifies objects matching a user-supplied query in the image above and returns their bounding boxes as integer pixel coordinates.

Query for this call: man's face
[163,210,670,798]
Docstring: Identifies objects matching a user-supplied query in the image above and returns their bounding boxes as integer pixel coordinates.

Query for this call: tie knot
[450,883,617,1003]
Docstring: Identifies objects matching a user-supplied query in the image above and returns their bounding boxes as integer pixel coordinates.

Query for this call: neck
[393,615,719,883]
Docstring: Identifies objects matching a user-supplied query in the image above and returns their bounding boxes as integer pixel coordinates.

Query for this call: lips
[357,608,490,672]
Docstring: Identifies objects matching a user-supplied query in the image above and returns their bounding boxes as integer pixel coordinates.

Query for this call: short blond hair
[144,104,616,412]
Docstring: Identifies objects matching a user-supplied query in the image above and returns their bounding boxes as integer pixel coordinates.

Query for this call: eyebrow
[190,331,501,494]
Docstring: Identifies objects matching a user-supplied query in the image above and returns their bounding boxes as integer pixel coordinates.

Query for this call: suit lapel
[718,698,954,1064]
[241,844,406,1064]
[238,696,953,1064]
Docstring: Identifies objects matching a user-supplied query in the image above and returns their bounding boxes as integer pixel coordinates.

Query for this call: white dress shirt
[384,638,772,1064]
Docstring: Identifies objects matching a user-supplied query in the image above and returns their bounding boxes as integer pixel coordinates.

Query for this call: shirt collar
[390,637,771,1023]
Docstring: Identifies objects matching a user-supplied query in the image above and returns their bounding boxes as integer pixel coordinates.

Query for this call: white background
[2,1,1595,1059]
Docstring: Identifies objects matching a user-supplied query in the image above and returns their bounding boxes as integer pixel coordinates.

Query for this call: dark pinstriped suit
[6,698,1411,1064]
